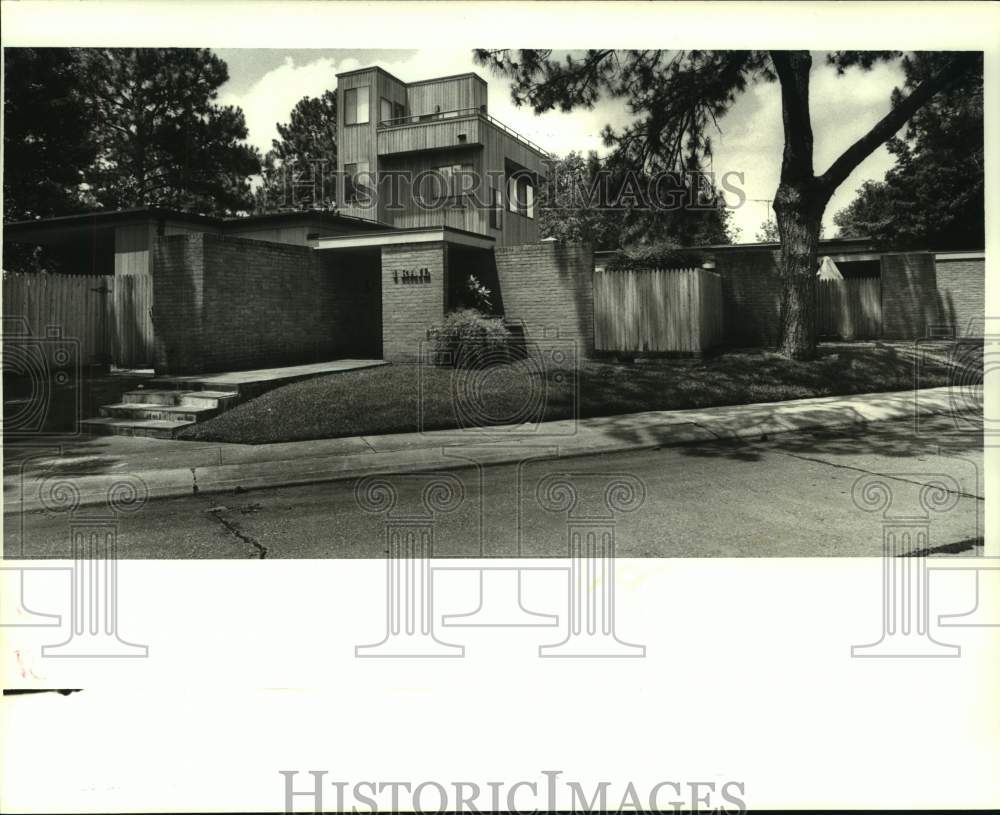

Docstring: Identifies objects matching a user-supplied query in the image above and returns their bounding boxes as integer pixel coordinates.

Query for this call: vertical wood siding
[3,272,156,369]
[593,267,724,353]
[816,278,882,339]
[2,273,112,366]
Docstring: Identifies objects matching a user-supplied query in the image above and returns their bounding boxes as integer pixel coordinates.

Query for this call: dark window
[344,161,370,202]
[380,97,393,123]
[490,187,502,229]
[393,102,405,120]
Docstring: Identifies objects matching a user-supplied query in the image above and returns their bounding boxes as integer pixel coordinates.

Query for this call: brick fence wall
[494,241,594,357]
[380,242,448,362]
[880,252,940,340]
[711,248,784,346]
[933,256,986,337]
[152,233,338,374]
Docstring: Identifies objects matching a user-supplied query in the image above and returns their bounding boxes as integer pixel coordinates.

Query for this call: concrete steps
[81,387,241,439]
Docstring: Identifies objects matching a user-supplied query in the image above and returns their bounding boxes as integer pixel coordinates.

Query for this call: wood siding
[816,277,882,339]
[113,223,154,275]
[406,74,486,116]
[2,272,112,367]
[594,267,724,353]
[377,116,483,156]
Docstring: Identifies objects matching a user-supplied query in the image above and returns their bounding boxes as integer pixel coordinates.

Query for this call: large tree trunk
[774,182,827,359]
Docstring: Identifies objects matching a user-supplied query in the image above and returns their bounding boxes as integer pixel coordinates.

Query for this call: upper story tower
[335,66,549,246]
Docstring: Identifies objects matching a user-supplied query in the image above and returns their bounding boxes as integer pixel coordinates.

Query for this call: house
[3,66,595,374]
[334,66,547,246]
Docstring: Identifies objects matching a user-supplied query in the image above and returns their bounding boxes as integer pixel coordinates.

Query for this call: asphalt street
[5,415,983,559]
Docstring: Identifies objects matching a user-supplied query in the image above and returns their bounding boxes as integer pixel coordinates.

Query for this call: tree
[755,220,780,243]
[832,180,894,241]
[834,53,983,250]
[255,90,339,212]
[3,48,97,222]
[82,48,261,214]
[538,150,734,250]
[474,49,980,358]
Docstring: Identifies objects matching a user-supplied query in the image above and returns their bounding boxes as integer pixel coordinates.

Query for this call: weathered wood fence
[594,267,724,353]
[2,272,156,368]
[816,277,881,340]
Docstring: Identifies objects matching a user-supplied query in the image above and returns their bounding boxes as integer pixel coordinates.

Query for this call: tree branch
[818,54,975,194]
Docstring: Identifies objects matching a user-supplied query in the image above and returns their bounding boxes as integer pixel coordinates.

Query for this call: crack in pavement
[204,504,268,558]
[766,448,984,501]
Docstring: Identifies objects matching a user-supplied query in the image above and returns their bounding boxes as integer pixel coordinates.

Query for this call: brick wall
[152,233,340,374]
[934,255,985,337]
[712,248,784,346]
[880,252,940,339]
[494,241,594,357]
[380,242,448,362]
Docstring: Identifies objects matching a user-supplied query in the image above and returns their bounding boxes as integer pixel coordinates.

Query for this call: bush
[430,308,516,367]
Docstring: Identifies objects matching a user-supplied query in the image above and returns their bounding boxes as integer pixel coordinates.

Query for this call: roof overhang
[312,226,495,251]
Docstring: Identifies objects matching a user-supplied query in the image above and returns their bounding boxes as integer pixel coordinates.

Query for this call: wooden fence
[594,267,724,353]
[816,277,881,340]
[111,273,156,368]
[2,272,156,369]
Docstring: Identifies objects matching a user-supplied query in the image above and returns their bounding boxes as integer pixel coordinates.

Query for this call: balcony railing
[377,106,549,158]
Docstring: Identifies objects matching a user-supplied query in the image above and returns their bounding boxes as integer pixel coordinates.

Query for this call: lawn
[177,341,981,445]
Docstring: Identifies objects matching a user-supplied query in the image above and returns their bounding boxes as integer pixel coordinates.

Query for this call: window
[344,86,370,125]
[507,175,519,213]
[393,102,405,120]
[344,161,370,202]
[380,97,393,123]
[490,186,502,229]
[507,173,535,218]
[436,164,475,198]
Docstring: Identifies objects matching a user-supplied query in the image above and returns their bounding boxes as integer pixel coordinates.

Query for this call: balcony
[376,107,549,161]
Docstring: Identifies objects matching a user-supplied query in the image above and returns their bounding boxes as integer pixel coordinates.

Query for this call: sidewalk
[3,386,977,513]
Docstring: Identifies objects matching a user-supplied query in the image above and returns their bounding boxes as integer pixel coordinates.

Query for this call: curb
[4,387,978,514]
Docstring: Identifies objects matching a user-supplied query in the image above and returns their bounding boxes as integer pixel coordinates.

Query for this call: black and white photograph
[1,1,997,813]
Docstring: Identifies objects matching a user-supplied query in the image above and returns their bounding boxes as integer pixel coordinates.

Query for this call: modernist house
[3,66,596,376]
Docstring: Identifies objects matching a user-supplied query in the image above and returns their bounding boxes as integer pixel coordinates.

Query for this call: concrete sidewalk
[3,386,977,513]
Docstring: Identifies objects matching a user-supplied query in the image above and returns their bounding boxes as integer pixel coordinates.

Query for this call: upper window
[344,86,370,125]
[507,173,534,218]
[344,160,370,202]
[490,186,502,230]
[380,97,393,123]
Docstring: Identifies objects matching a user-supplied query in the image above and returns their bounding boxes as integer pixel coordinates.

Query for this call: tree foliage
[3,48,97,222]
[538,150,733,250]
[255,90,338,213]
[834,52,983,250]
[81,48,260,214]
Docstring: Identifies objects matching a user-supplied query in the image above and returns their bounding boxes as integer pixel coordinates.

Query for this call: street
[5,415,983,559]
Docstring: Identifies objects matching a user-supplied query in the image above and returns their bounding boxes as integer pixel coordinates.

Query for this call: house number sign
[393,268,431,284]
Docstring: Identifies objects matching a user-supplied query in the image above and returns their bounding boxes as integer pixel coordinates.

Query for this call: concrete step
[152,378,242,394]
[98,403,219,423]
[123,389,239,409]
[79,417,194,439]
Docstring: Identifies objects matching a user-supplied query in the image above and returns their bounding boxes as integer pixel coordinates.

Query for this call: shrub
[430,308,515,367]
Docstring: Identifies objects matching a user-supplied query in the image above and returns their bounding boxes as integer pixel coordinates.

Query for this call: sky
[216,49,907,242]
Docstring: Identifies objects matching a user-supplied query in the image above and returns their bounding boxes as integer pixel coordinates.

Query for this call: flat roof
[4,207,388,242]
[313,225,496,251]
